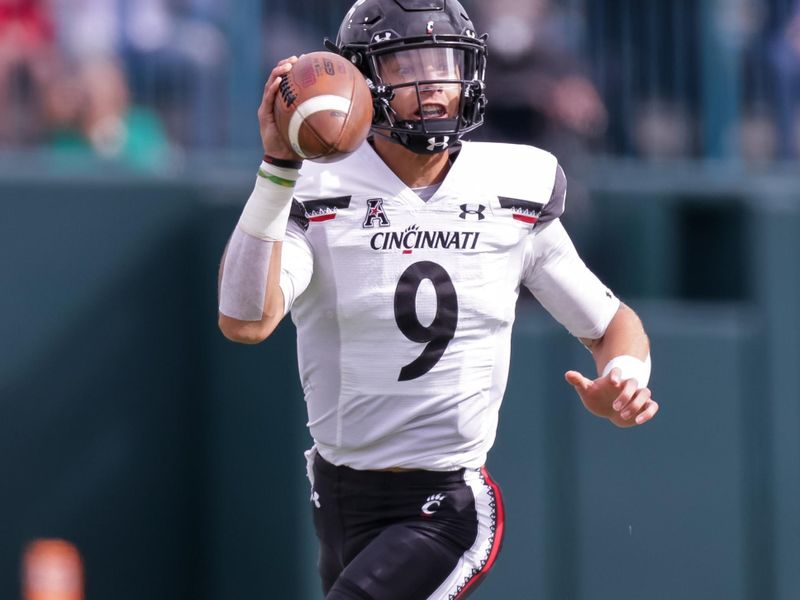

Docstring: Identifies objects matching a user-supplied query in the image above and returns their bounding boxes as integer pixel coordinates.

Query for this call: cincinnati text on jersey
[370,224,481,253]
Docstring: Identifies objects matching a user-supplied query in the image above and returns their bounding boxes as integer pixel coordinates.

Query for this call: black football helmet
[329,0,488,154]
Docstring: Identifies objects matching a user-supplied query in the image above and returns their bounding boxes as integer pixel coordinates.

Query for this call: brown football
[273,51,373,163]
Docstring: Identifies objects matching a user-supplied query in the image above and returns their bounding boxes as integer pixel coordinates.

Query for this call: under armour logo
[363,198,391,228]
[421,493,446,516]
[427,136,451,151]
[310,490,321,509]
[459,204,486,220]
[372,31,392,42]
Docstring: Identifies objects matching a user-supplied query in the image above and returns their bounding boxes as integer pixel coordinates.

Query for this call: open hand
[565,368,659,428]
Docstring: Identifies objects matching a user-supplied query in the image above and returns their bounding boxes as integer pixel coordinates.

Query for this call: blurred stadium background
[1,0,798,598]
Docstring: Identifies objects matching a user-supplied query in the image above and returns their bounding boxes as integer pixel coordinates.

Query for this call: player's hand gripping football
[564,368,659,428]
[259,56,304,162]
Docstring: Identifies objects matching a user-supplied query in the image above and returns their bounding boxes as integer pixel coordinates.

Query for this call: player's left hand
[564,368,659,428]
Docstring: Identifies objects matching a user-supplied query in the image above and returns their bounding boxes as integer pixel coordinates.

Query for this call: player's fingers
[620,387,651,421]
[274,57,298,78]
[262,75,282,107]
[259,78,279,118]
[605,366,622,386]
[259,70,291,124]
[262,60,295,100]
[260,56,300,122]
[565,370,593,391]
[611,378,638,413]
[634,399,659,425]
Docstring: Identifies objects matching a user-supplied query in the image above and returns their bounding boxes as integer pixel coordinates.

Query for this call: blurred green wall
[1,164,797,599]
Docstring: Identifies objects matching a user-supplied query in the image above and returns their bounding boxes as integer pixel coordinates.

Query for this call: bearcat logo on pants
[370,224,480,255]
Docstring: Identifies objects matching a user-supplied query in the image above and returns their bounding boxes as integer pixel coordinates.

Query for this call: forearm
[569,303,657,427]
[218,235,285,343]
[582,303,650,376]
[217,156,300,343]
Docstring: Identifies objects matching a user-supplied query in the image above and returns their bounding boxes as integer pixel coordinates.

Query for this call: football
[273,51,373,162]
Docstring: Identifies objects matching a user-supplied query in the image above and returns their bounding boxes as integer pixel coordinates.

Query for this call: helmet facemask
[369,45,484,153]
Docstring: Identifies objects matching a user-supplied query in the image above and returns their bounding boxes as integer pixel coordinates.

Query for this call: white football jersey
[279,140,619,471]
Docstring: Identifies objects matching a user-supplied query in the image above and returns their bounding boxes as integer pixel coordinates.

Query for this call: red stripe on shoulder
[308,214,337,222]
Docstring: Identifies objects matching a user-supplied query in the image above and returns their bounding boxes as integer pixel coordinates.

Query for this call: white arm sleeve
[522,219,620,340]
[278,219,314,315]
[219,226,274,321]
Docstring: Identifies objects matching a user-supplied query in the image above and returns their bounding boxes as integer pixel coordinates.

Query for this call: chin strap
[397,132,454,154]
[389,118,461,154]
[369,127,454,156]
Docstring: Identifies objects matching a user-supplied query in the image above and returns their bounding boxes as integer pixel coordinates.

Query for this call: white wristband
[238,161,299,241]
[601,354,651,389]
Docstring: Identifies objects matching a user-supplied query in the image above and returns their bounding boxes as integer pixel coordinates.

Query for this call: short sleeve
[535,163,567,227]
[279,219,314,315]
[522,219,619,339]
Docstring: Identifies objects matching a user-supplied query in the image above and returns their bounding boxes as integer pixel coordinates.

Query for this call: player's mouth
[416,104,448,119]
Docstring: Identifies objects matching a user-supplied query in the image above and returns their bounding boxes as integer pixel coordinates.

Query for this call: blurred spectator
[768,0,800,159]
[120,0,229,149]
[472,0,607,162]
[469,0,607,229]
[42,57,171,171]
[738,106,779,164]
[49,0,229,149]
[1,0,795,164]
[632,99,693,160]
[0,0,57,145]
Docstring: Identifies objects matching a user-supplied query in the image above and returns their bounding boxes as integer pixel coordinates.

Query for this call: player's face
[376,48,463,122]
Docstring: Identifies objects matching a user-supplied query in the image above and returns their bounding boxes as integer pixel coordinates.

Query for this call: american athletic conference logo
[362,198,391,228]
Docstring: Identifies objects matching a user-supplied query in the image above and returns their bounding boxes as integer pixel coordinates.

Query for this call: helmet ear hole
[337,47,363,70]
[347,52,362,67]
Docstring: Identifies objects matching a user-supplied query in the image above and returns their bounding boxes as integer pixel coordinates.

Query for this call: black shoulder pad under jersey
[536,163,566,227]
[289,199,309,231]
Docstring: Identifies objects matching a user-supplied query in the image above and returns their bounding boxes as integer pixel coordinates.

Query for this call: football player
[218,0,658,598]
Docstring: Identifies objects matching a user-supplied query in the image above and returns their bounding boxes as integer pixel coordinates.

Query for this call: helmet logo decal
[426,20,434,34]
[372,31,393,42]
